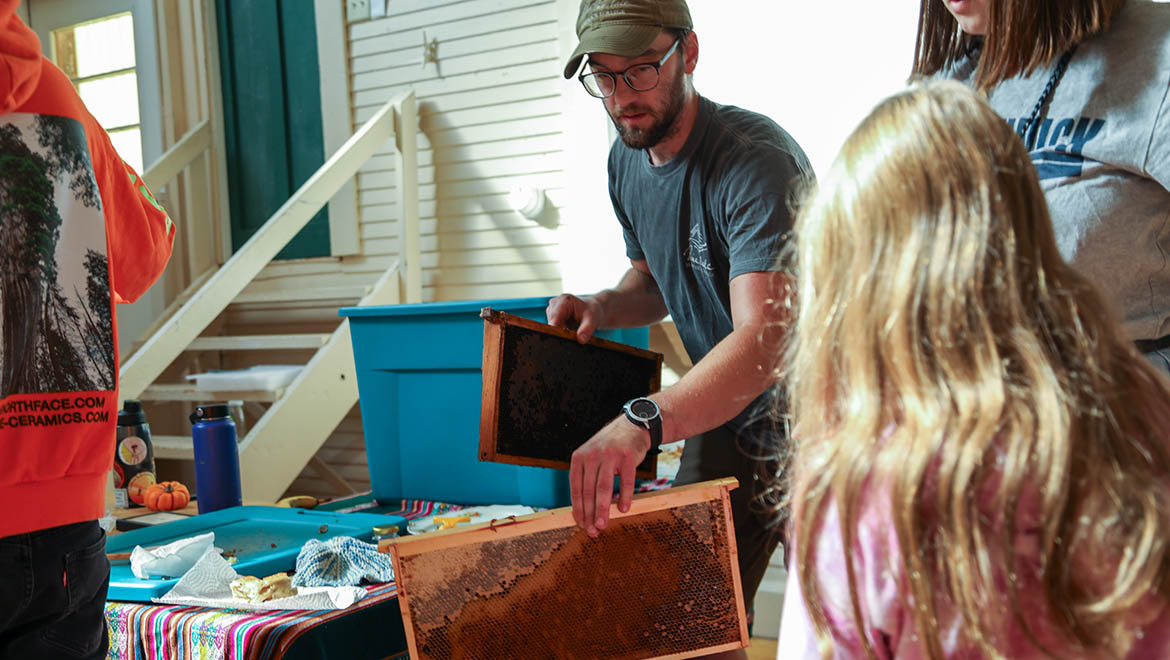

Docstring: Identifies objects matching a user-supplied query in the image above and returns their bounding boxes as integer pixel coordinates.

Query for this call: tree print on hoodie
[0,114,113,396]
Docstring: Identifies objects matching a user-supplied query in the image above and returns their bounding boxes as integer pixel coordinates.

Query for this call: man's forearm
[590,267,670,329]
[650,322,782,443]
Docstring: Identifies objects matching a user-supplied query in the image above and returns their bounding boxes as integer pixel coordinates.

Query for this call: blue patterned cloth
[291,536,395,588]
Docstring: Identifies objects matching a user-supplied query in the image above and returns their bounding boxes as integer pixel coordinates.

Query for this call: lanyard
[1017,46,1079,148]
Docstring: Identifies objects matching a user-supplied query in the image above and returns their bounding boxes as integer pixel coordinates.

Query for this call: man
[0,2,175,657]
[549,0,813,648]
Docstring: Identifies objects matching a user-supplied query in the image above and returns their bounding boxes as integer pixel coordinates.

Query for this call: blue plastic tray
[104,506,407,602]
[340,297,649,509]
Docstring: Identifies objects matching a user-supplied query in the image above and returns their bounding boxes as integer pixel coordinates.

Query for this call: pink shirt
[777,490,1170,658]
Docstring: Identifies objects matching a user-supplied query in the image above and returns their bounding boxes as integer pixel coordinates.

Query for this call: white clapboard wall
[279,0,571,496]
[350,0,566,302]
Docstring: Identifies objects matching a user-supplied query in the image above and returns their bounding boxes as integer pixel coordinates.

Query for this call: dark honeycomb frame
[382,478,747,660]
[478,309,663,479]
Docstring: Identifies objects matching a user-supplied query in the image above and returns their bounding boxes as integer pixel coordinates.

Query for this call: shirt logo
[1006,116,1105,181]
[684,223,714,273]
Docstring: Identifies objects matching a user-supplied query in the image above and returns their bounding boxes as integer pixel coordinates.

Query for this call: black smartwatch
[623,397,662,449]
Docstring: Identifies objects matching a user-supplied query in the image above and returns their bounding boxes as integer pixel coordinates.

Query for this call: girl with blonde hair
[776,80,1170,658]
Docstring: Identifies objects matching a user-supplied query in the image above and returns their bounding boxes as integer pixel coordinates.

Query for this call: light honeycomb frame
[381,478,747,660]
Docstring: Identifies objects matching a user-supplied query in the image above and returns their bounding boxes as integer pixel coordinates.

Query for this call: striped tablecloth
[105,499,454,660]
[105,582,406,660]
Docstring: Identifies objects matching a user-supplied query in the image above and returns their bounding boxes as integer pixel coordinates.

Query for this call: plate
[405,504,536,535]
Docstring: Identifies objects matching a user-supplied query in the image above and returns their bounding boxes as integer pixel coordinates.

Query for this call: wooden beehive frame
[478,308,663,479]
[381,478,748,660]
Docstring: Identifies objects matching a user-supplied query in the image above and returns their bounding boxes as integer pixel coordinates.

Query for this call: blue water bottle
[189,403,243,514]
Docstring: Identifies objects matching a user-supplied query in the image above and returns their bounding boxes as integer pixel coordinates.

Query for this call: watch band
[643,413,662,449]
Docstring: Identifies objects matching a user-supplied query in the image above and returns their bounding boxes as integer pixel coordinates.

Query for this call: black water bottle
[114,400,156,508]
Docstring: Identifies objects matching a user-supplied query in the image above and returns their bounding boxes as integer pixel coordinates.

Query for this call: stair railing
[119,91,419,399]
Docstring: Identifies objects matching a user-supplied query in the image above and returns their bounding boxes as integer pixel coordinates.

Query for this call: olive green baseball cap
[563,0,693,79]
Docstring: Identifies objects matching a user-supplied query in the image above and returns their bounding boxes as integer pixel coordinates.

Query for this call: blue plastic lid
[339,296,552,319]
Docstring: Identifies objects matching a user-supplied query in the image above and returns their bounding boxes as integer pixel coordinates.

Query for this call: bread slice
[229,575,263,602]
[230,572,298,603]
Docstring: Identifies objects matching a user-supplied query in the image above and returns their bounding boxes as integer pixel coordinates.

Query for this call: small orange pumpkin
[144,481,190,511]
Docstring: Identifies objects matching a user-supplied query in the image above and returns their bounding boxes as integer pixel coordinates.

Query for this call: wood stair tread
[151,435,195,460]
[141,383,286,402]
[232,285,372,306]
[187,334,331,351]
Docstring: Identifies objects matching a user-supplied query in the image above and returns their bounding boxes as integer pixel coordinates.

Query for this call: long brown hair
[785,80,1170,658]
[912,0,1126,89]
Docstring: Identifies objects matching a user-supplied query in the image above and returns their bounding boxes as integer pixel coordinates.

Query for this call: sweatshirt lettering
[1009,116,1106,180]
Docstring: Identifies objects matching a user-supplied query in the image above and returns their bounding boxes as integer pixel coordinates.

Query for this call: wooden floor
[747,637,777,659]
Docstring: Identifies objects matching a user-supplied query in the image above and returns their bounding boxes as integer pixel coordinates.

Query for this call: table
[104,499,454,660]
[104,481,675,659]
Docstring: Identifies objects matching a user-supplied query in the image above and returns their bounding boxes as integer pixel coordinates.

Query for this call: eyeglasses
[579,38,683,99]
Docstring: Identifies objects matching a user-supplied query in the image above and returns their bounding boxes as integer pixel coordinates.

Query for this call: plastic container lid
[118,400,147,427]
[189,403,232,424]
[186,365,302,392]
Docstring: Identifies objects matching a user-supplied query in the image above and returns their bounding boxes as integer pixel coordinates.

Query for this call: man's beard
[610,73,686,150]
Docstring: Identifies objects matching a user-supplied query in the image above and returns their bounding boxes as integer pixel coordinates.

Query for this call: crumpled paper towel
[131,532,217,579]
[98,510,116,534]
[291,536,393,588]
[153,544,368,611]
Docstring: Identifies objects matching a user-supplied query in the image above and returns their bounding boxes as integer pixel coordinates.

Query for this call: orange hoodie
[0,0,174,537]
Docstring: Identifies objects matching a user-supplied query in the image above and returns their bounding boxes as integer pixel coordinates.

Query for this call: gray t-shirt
[608,96,813,435]
[949,1,1170,341]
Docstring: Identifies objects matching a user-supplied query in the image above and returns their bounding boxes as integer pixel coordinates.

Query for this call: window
[690,2,922,176]
[50,12,143,174]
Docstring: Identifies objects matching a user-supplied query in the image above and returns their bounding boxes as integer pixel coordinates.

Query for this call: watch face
[628,398,658,421]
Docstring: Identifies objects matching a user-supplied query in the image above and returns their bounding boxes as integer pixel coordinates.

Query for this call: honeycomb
[494,323,658,472]
[395,500,742,659]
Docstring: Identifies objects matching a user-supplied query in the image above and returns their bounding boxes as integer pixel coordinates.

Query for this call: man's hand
[546,293,606,344]
[569,415,651,536]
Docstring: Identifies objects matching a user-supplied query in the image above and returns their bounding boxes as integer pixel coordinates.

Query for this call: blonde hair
[785,80,1170,658]
[911,0,1126,90]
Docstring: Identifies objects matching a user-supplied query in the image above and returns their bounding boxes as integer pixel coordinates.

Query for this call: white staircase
[122,92,420,503]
